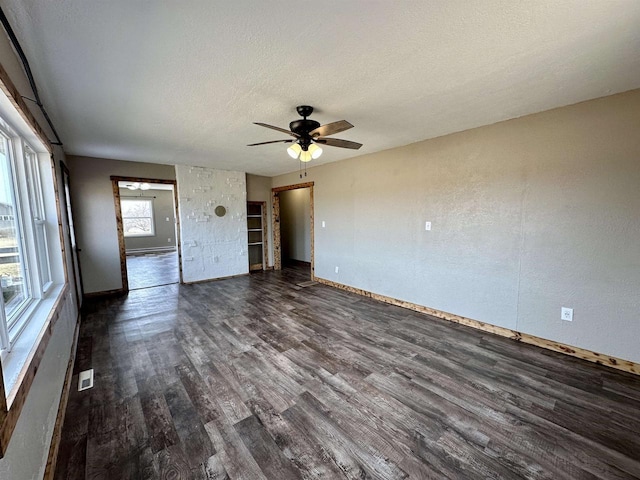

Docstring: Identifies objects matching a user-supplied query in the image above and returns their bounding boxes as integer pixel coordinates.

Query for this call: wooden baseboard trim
[183,272,249,285]
[285,259,311,267]
[315,277,639,376]
[83,288,126,300]
[43,313,80,480]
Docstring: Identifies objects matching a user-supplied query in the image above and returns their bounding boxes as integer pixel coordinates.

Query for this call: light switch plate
[425,221,431,231]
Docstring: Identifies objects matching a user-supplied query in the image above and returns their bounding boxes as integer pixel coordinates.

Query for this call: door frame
[271,181,314,278]
[60,161,84,308]
[110,176,182,292]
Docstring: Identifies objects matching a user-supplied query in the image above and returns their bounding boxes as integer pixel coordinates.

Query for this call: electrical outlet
[425,221,431,231]
[561,307,573,322]
[335,266,339,274]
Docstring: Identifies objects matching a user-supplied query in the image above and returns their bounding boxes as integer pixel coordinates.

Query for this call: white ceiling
[3,1,640,177]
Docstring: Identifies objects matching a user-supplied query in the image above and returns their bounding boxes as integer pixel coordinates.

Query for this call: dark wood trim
[182,272,248,285]
[111,178,129,292]
[272,181,314,193]
[272,191,281,271]
[110,176,183,294]
[0,285,70,456]
[110,176,175,185]
[172,182,184,285]
[0,62,52,152]
[271,182,314,276]
[43,313,80,480]
[315,276,640,376]
[284,259,311,267]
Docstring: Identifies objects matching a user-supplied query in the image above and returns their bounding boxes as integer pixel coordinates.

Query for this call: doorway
[111,176,182,291]
[272,182,314,279]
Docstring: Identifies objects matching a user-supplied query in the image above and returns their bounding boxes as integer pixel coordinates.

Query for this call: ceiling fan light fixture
[308,143,323,159]
[299,150,312,162]
[140,182,151,190]
[287,143,302,159]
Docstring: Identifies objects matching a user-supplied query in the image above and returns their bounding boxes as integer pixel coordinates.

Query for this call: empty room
[0,2,639,479]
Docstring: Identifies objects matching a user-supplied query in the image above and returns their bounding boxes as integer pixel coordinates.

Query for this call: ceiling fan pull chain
[299,159,302,179]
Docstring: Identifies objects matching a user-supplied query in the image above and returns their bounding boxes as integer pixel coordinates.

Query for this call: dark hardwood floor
[55,265,640,479]
[126,252,179,290]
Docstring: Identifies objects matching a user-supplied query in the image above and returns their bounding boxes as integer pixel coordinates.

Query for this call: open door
[60,162,83,308]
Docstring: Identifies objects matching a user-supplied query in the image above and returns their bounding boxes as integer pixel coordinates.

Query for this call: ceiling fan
[248,105,362,162]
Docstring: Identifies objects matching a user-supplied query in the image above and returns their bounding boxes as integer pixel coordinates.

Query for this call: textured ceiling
[3,1,640,176]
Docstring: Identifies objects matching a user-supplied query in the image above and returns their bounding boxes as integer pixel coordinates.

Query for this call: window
[0,122,56,350]
[0,134,29,336]
[121,198,155,237]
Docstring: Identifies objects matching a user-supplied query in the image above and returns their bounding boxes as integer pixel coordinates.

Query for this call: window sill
[1,283,66,407]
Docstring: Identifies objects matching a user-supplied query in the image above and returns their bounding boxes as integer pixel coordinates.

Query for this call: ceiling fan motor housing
[290,106,320,150]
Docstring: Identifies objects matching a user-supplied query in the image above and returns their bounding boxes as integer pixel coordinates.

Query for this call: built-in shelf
[247,202,267,271]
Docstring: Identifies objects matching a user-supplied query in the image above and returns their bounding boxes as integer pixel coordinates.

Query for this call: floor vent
[78,369,94,391]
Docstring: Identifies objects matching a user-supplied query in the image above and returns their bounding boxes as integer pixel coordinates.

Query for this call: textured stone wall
[175,166,248,282]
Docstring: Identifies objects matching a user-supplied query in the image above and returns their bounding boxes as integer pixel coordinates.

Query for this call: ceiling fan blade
[247,139,294,146]
[254,122,299,137]
[315,137,362,150]
[309,120,353,138]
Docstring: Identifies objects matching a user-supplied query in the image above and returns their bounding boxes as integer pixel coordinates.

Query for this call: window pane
[123,218,153,236]
[35,223,51,287]
[0,136,29,321]
[121,199,152,218]
[121,198,154,237]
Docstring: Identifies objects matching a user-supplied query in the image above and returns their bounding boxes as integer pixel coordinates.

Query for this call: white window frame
[0,120,56,353]
[121,197,156,237]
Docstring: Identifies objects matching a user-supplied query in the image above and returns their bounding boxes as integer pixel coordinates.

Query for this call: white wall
[280,188,311,263]
[67,156,176,293]
[273,89,640,364]
[0,32,78,479]
[176,166,248,282]
[0,294,76,480]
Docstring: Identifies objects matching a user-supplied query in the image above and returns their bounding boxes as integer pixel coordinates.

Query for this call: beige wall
[119,188,176,252]
[273,89,640,364]
[67,156,176,293]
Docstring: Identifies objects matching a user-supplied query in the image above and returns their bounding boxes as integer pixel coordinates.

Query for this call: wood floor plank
[55,264,640,479]
[234,414,303,479]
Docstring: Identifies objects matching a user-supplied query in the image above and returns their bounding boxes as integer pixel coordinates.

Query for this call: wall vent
[78,369,94,391]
